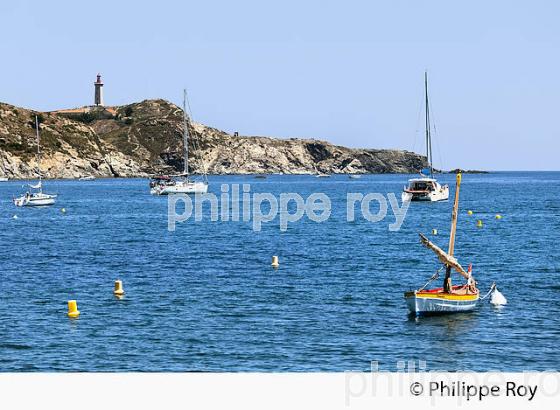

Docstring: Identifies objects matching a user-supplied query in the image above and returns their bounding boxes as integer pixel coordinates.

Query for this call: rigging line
[418,266,444,291]
[424,73,430,169]
[184,94,198,156]
[424,71,435,176]
[428,97,445,172]
[184,89,195,120]
[412,86,424,155]
[427,97,433,170]
[428,101,434,173]
[184,90,209,180]
[35,115,42,183]
[479,283,497,300]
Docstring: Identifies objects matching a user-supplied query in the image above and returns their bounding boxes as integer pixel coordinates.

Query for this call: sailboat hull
[151,181,208,195]
[402,188,449,202]
[14,193,57,207]
[402,180,449,202]
[404,290,479,316]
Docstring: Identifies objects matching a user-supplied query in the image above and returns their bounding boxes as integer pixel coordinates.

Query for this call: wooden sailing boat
[404,173,479,315]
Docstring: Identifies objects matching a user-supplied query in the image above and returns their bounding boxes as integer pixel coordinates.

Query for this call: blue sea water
[0,172,559,372]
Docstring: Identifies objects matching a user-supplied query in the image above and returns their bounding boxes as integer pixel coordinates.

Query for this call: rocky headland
[0,99,428,179]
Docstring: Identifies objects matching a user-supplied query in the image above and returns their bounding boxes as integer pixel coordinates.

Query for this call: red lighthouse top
[95,74,103,84]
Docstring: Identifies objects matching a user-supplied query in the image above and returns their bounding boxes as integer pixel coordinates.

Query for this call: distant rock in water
[0,99,428,179]
[448,168,489,174]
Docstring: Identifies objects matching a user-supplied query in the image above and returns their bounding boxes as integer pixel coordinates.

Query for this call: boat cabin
[405,178,437,192]
[149,175,172,188]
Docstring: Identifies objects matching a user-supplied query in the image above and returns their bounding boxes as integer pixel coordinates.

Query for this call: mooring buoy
[67,300,80,318]
[113,280,125,296]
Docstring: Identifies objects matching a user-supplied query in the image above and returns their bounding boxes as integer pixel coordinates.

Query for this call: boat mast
[424,72,433,177]
[443,173,462,291]
[183,89,189,177]
[35,115,42,192]
[448,173,461,256]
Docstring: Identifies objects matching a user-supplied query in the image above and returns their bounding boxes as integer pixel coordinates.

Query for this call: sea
[0,172,558,371]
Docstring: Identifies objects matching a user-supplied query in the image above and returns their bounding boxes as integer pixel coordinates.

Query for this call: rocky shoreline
[0,99,429,179]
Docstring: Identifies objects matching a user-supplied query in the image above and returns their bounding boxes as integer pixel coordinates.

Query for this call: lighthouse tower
[94,73,104,106]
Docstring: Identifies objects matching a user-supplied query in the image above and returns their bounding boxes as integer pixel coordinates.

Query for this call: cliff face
[0,99,427,178]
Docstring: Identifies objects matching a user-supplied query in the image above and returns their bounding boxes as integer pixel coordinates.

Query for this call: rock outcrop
[0,99,428,179]
[448,168,488,174]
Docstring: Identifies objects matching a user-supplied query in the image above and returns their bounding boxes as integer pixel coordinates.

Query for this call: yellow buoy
[67,300,80,318]
[61,208,66,214]
[477,219,483,228]
[271,255,279,268]
[113,279,125,296]
[467,210,473,215]
[495,214,502,219]
[432,228,438,235]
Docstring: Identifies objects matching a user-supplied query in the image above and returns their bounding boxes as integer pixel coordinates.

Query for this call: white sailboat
[150,90,208,195]
[14,116,57,207]
[402,72,449,202]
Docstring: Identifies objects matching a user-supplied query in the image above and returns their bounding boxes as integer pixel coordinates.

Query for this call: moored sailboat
[404,173,479,315]
[150,90,208,195]
[402,72,449,202]
[13,116,57,207]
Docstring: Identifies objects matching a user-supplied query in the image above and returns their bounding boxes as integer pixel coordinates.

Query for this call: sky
[0,0,558,171]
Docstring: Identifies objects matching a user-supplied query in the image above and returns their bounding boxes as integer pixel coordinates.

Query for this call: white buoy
[490,287,507,306]
[13,215,18,219]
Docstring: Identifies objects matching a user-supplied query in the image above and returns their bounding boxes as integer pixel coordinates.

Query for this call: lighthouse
[94,73,104,106]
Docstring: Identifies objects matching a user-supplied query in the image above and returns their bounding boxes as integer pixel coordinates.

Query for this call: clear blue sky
[1,0,558,170]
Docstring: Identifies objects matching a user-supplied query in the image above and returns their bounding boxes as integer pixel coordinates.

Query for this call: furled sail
[419,233,469,279]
